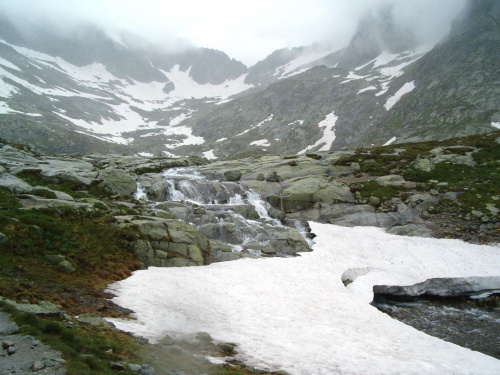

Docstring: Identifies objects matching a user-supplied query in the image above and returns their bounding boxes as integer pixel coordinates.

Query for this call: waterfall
[134,183,148,200]
[157,167,311,259]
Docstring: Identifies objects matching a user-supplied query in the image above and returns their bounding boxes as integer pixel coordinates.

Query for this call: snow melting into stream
[108,222,500,375]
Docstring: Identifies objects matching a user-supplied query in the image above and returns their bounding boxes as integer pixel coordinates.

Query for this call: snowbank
[107,223,500,375]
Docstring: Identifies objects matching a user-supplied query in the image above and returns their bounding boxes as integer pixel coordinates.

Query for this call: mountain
[180,0,499,158]
[0,0,498,158]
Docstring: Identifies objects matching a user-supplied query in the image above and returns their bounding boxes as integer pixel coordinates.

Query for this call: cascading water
[134,183,148,200]
[155,167,311,259]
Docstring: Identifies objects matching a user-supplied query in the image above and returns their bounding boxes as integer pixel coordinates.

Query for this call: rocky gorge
[0,129,499,373]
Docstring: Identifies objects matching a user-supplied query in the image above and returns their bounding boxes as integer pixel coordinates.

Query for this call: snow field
[107,223,500,374]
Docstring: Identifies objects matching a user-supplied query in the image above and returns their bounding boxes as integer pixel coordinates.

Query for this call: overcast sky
[0,0,466,66]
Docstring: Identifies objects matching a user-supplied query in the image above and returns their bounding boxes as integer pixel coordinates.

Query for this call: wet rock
[196,332,212,342]
[232,204,260,220]
[268,207,285,221]
[0,232,8,244]
[217,342,237,353]
[224,170,242,182]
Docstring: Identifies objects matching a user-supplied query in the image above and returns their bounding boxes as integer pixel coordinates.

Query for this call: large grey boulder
[96,168,137,196]
[0,168,32,193]
[115,216,210,267]
[270,177,354,212]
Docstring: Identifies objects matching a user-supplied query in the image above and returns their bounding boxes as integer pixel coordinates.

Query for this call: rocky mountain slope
[0,0,497,157]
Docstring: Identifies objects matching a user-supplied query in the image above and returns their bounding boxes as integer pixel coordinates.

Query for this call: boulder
[0,172,33,193]
[232,204,260,220]
[266,172,283,182]
[387,224,434,237]
[58,260,76,273]
[271,177,354,212]
[224,170,242,181]
[412,157,435,172]
[115,216,209,267]
[407,194,440,212]
[376,175,407,186]
[96,168,137,196]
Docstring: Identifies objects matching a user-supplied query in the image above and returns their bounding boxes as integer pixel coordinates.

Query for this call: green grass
[352,181,406,203]
[0,186,21,209]
[31,188,57,199]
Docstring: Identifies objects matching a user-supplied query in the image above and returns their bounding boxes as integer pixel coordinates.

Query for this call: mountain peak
[337,3,417,69]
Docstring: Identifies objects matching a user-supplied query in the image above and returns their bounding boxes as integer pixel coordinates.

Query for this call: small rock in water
[7,346,16,355]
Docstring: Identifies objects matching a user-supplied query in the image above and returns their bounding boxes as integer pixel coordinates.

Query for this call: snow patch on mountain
[202,149,217,160]
[384,81,415,110]
[276,47,339,79]
[0,57,20,71]
[298,112,337,154]
[287,120,304,126]
[357,86,377,95]
[162,65,253,102]
[250,139,271,148]
[236,114,274,137]
[383,136,397,146]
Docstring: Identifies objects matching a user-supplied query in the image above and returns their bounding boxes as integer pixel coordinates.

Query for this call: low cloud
[0,0,466,65]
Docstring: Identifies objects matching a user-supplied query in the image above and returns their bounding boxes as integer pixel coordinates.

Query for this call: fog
[0,0,466,66]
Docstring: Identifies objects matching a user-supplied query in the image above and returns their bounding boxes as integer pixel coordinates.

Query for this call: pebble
[2,341,14,349]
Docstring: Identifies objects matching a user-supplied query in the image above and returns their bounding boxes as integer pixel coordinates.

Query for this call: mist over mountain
[0,0,496,158]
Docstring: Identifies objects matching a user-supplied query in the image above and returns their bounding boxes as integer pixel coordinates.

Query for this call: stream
[373,294,500,360]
